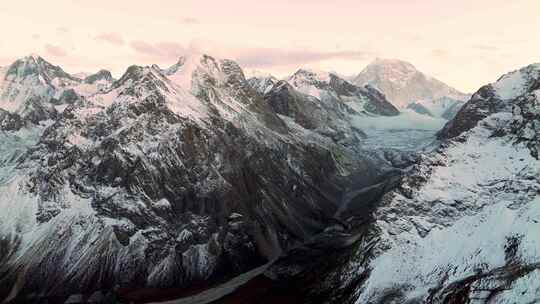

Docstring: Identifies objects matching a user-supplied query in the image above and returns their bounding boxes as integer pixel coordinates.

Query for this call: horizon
[1,0,539,92]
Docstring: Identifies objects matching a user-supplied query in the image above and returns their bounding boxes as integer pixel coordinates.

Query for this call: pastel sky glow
[0,0,539,92]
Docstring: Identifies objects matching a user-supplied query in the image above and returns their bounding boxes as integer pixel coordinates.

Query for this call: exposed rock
[0,54,399,302]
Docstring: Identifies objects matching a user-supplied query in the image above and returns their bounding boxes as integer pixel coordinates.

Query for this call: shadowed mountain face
[0,55,405,303]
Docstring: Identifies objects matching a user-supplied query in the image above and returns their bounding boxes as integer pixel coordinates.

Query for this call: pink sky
[0,0,539,92]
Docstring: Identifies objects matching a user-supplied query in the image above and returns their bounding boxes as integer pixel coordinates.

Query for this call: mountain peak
[244,69,276,80]
[353,58,467,107]
[26,53,43,62]
[83,69,113,84]
[289,68,333,86]
[363,58,418,81]
[163,54,247,92]
[164,53,213,75]
[7,54,79,82]
[113,64,162,89]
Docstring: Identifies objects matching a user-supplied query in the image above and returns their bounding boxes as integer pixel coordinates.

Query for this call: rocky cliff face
[0,54,403,303]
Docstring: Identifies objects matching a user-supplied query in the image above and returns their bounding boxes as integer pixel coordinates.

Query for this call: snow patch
[352,109,447,130]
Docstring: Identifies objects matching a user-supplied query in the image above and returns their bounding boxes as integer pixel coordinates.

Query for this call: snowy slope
[87,64,208,121]
[247,73,279,95]
[492,64,540,100]
[439,63,540,140]
[407,96,466,120]
[355,115,539,303]
[287,68,399,116]
[0,55,112,131]
[0,55,59,112]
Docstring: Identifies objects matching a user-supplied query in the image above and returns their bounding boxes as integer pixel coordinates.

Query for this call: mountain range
[0,54,538,304]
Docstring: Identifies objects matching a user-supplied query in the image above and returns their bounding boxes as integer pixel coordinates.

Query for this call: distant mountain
[246,68,401,146]
[287,68,399,117]
[0,54,78,112]
[353,58,469,108]
[0,55,115,130]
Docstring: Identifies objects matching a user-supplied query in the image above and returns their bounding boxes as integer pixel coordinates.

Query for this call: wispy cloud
[233,48,370,68]
[130,40,187,61]
[44,44,67,57]
[180,17,199,24]
[95,33,125,46]
[470,44,499,51]
[57,27,70,34]
[127,39,370,70]
[430,49,449,59]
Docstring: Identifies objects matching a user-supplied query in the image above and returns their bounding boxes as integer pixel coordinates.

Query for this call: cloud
[130,40,187,61]
[127,39,371,70]
[44,44,67,57]
[430,49,449,59]
[233,48,370,68]
[180,17,199,24]
[470,44,499,51]
[95,33,125,46]
[57,27,70,34]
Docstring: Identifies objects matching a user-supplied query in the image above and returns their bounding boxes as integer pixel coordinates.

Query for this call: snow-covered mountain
[246,68,401,147]
[246,70,280,95]
[287,68,399,117]
[0,54,404,303]
[0,55,115,131]
[1,54,538,304]
[353,58,469,109]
